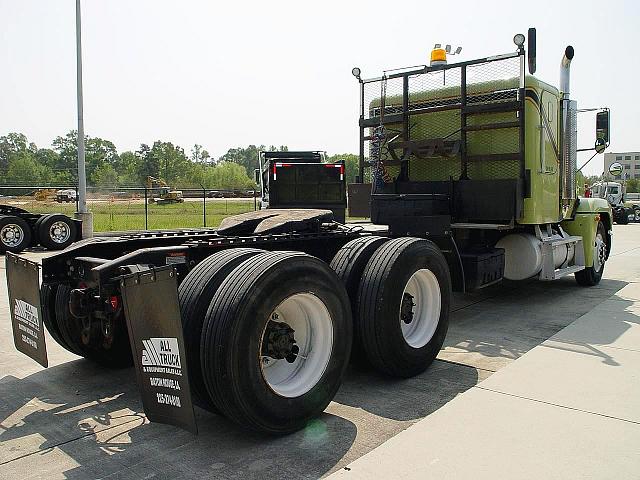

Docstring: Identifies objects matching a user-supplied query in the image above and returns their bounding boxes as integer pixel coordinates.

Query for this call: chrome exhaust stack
[560,46,574,99]
[560,46,577,204]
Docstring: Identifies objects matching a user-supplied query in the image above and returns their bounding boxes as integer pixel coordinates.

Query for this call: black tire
[330,235,389,365]
[357,237,451,378]
[178,247,264,412]
[575,221,607,287]
[37,214,77,250]
[634,207,640,223]
[0,215,32,253]
[201,251,352,434]
[55,285,133,367]
[617,208,629,225]
[41,283,76,354]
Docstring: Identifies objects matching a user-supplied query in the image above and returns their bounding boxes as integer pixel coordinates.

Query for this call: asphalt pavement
[0,224,638,479]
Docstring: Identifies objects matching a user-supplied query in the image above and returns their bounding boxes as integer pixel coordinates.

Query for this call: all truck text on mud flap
[5,29,613,435]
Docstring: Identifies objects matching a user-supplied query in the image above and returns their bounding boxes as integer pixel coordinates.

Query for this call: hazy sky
[1,0,638,175]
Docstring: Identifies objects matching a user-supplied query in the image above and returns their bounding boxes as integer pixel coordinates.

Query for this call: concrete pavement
[0,225,638,479]
[331,231,640,479]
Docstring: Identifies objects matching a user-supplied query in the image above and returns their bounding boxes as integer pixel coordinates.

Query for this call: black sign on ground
[6,253,48,368]
[120,266,197,434]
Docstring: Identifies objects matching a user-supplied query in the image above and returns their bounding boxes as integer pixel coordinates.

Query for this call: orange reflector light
[431,48,447,63]
[595,214,600,222]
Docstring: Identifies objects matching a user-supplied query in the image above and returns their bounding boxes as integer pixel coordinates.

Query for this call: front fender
[561,197,612,267]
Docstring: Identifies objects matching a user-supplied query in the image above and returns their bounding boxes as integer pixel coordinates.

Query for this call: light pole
[75,0,93,237]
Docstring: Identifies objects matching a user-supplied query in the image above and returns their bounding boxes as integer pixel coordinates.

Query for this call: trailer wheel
[575,221,607,287]
[330,235,388,365]
[55,285,133,367]
[0,215,32,253]
[37,214,77,250]
[201,251,352,434]
[178,247,264,412]
[357,237,450,378]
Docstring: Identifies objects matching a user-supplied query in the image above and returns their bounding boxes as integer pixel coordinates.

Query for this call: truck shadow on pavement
[439,277,628,366]
[0,359,357,479]
[0,352,485,478]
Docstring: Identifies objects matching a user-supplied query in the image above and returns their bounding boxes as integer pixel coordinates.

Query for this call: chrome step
[539,235,585,281]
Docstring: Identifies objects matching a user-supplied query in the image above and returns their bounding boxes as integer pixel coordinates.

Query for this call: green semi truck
[353,28,611,287]
[5,29,613,435]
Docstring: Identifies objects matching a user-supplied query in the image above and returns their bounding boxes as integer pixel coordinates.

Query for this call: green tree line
[0,132,360,190]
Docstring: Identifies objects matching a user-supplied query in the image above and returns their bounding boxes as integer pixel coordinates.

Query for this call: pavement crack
[0,416,144,466]
[610,245,640,257]
[474,386,640,425]
[435,358,496,374]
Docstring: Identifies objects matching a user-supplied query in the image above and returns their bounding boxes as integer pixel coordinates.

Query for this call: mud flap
[120,266,197,434]
[6,253,48,367]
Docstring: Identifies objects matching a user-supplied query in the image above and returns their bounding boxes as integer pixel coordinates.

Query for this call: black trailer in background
[257,151,347,223]
[0,205,81,253]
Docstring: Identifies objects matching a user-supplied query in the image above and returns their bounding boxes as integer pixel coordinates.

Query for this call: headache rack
[357,49,526,233]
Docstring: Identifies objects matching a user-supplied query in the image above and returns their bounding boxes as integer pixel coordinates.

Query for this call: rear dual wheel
[330,235,389,365]
[178,247,264,411]
[333,237,450,378]
[35,214,76,250]
[0,215,32,253]
[192,251,352,434]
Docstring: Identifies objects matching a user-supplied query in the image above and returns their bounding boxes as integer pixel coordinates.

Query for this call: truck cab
[353,30,612,287]
[257,150,347,223]
[590,181,640,223]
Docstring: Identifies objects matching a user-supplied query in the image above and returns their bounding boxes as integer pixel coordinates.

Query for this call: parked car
[56,189,77,203]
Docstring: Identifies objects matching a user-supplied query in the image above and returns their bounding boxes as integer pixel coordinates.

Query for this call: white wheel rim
[593,232,606,272]
[1,224,24,248]
[260,293,333,398]
[49,221,71,244]
[400,269,441,349]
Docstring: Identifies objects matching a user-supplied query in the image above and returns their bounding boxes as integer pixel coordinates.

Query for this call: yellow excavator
[146,176,184,205]
[33,189,57,201]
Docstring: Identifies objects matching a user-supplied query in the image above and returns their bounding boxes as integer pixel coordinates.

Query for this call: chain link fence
[0,185,258,233]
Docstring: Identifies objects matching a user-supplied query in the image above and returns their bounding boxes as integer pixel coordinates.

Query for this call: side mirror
[254,168,260,185]
[596,109,610,151]
[609,162,623,177]
[527,27,536,74]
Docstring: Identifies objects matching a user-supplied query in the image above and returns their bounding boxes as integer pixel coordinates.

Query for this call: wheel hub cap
[400,293,415,324]
[259,293,333,398]
[1,224,24,248]
[49,221,71,244]
[594,233,606,272]
[400,269,441,349]
[262,319,300,363]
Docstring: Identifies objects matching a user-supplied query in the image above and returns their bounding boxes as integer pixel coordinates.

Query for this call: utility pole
[75,0,93,237]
